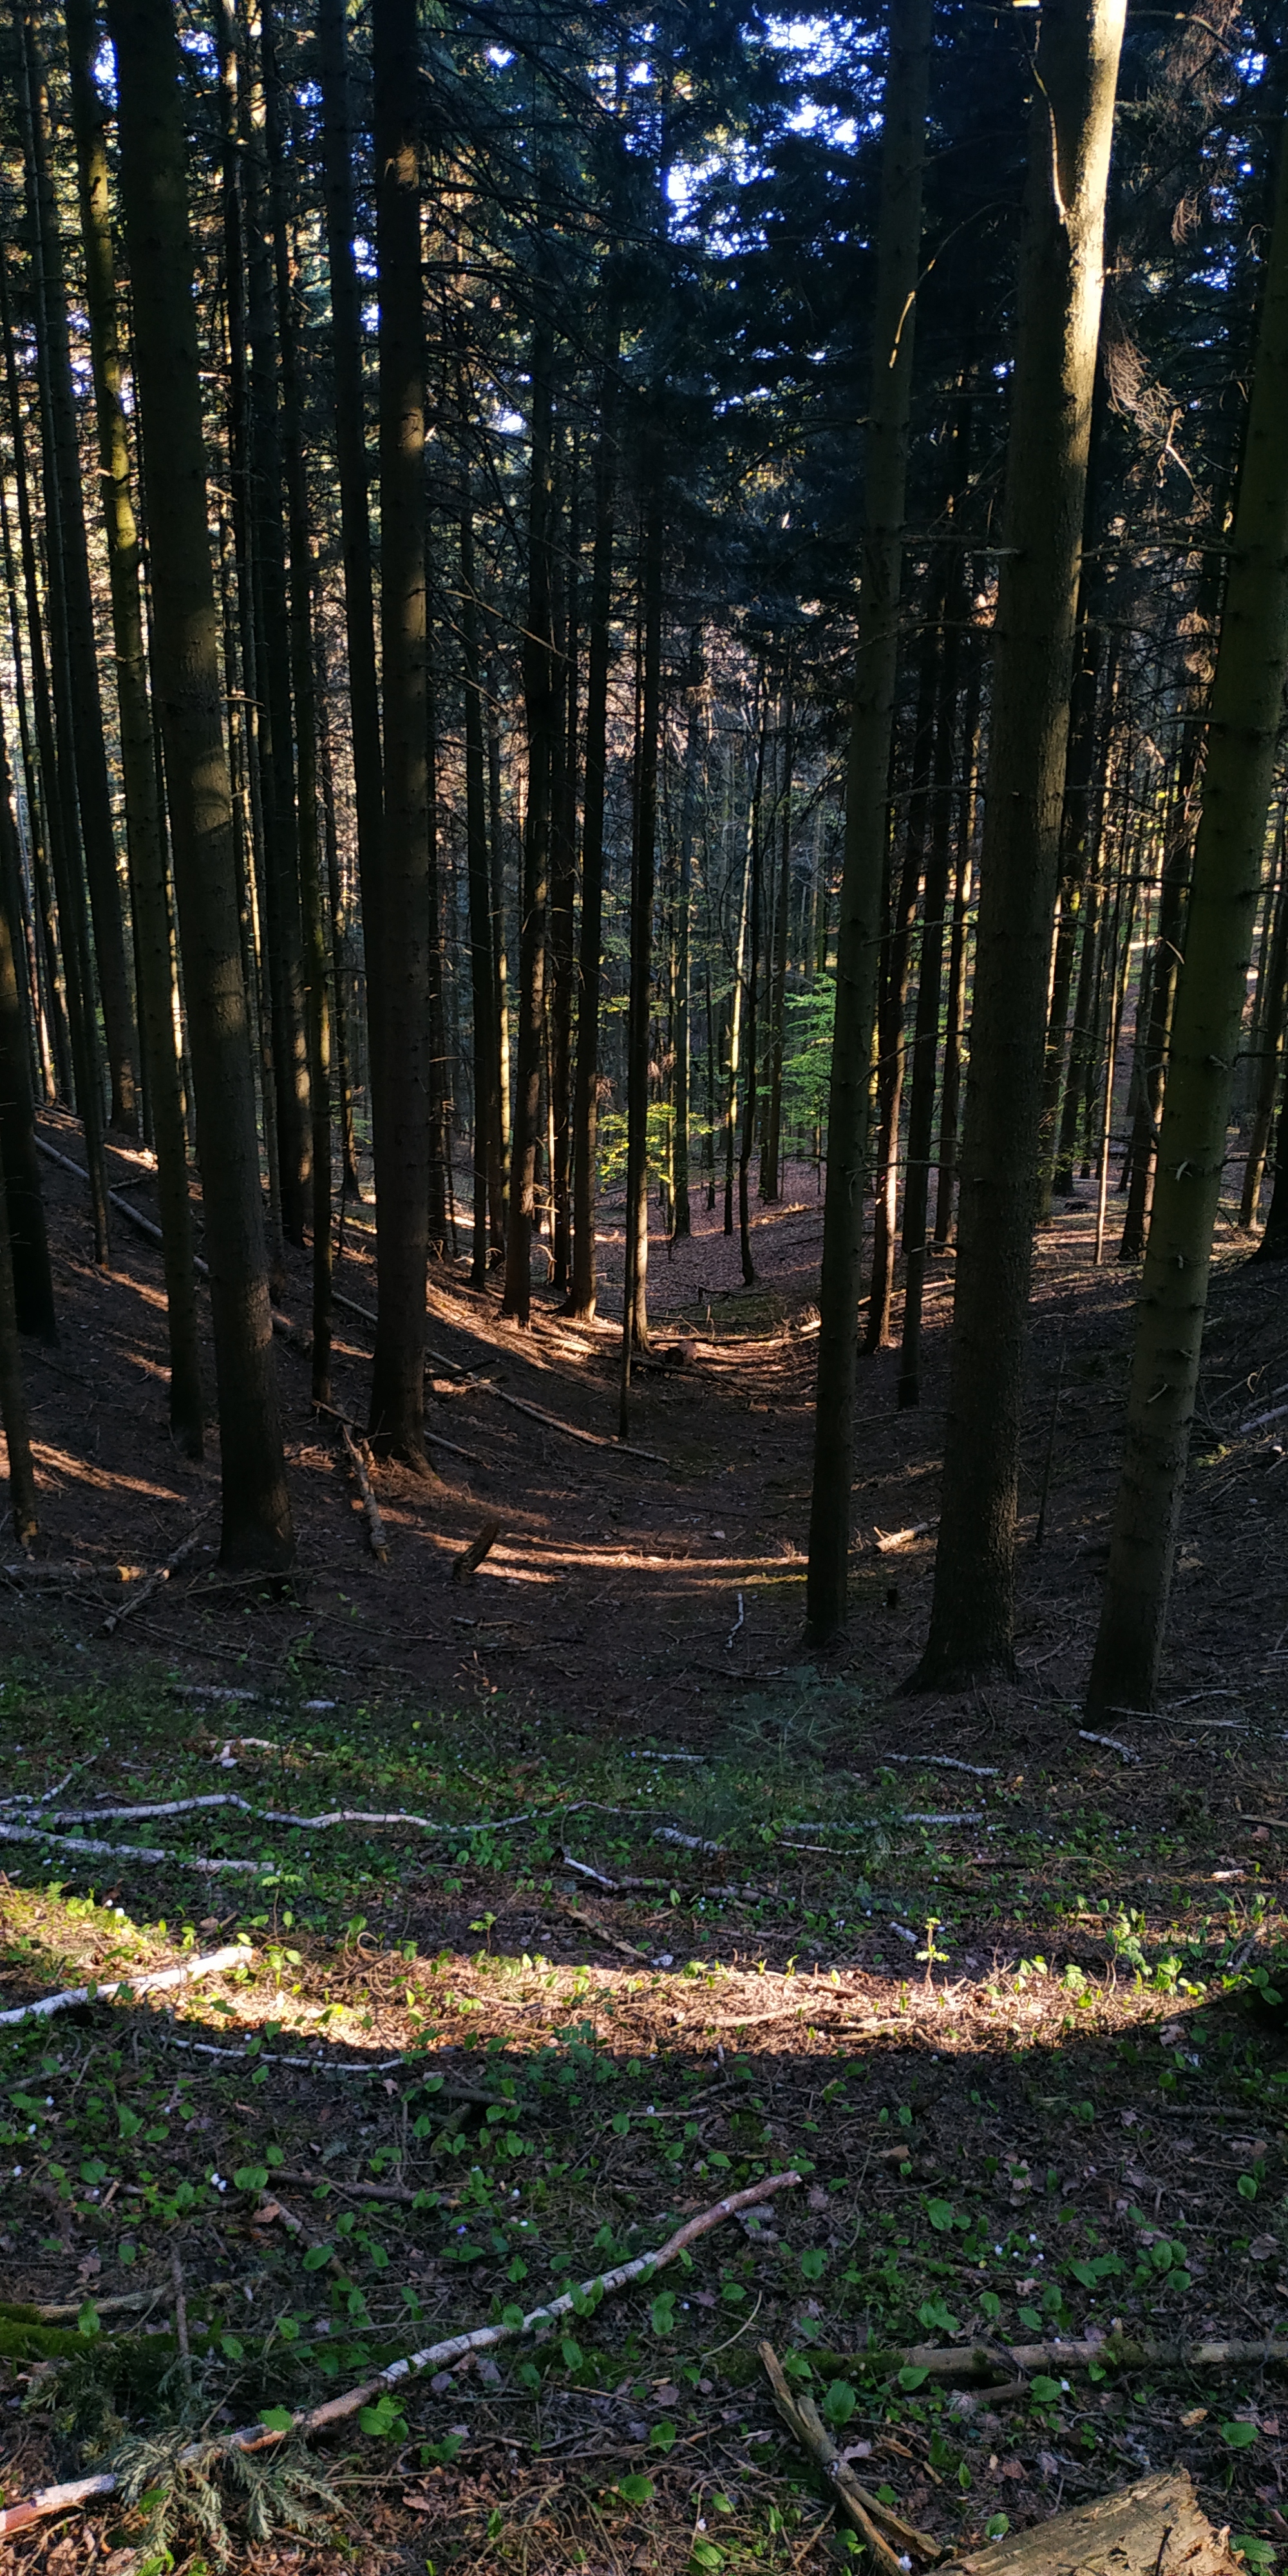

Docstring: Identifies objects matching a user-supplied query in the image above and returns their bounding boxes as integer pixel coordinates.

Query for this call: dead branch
[759,2340,938,2574]
[0,2172,801,2535]
[339,1423,388,1562]
[0,1943,249,2029]
[102,1519,214,1635]
[844,2331,1288,2386]
[0,1822,265,1873]
[452,1518,503,1584]
[153,2032,502,2102]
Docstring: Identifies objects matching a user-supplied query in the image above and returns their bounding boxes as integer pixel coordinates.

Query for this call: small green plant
[917,1917,949,1987]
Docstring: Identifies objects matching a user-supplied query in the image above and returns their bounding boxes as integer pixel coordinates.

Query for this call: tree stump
[943,2469,1238,2576]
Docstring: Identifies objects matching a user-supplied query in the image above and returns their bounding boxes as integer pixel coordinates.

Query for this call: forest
[2,0,1288,2568]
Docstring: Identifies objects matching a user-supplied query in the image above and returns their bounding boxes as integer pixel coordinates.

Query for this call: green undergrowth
[3,1672,1288,2566]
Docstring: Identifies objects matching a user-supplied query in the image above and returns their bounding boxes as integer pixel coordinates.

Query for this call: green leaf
[1068,2260,1096,2289]
[800,2248,826,2281]
[650,2292,676,2335]
[220,2334,245,2362]
[1233,2539,1276,2573]
[927,2199,954,2233]
[691,2544,724,2572]
[986,2515,1011,2540]
[301,2244,333,2271]
[1238,2175,1258,2201]
[898,2365,929,2391]
[1222,2422,1259,2450]
[118,2240,137,2268]
[616,2475,655,2506]
[1019,2306,1043,2332]
[1030,2377,1061,2405]
[823,2380,857,2429]
[77,2299,100,2339]
[234,2164,269,2193]
[980,2290,1001,2322]
[560,2336,583,2371]
[650,2420,677,2452]
[259,2406,295,2432]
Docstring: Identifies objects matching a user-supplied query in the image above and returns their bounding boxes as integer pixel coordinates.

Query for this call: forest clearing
[3,0,1288,2562]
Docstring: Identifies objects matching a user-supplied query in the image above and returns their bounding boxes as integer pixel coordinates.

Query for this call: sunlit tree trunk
[66,0,202,1450]
[672,633,702,1242]
[461,492,500,1289]
[1086,107,1288,1714]
[108,0,294,1567]
[368,0,433,1463]
[804,0,932,1645]
[0,721,55,1344]
[916,0,1126,1687]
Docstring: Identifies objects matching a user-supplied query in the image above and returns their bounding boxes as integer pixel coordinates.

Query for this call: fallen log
[844,2332,1288,2387]
[939,2467,1238,2576]
[0,2171,802,2535]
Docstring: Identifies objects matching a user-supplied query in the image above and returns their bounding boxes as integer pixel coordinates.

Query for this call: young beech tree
[1087,105,1288,1716]
[915,0,1126,1687]
[107,0,294,1571]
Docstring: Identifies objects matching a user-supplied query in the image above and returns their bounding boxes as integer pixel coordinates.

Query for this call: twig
[102,1519,214,1635]
[0,2292,156,2323]
[759,2341,937,2572]
[1078,1728,1140,1764]
[883,1756,999,1778]
[558,1902,647,1961]
[452,1519,503,1585]
[15,1792,545,1835]
[0,2173,802,2533]
[340,1424,388,1562]
[0,1944,249,2029]
[725,1593,745,1651]
[170,2244,191,2386]
[153,2032,502,2102]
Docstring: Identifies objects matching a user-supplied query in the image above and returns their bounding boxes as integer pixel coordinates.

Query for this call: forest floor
[2,1119,1288,2576]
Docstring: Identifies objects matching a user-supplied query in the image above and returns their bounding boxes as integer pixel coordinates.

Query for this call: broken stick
[451,1518,503,1584]
[759,2340,938,2573]
[340,1422,388,1561]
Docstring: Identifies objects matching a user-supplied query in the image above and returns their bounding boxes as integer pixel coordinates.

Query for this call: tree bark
[672,634,702,1241]
[367,0,433,1463]
[1087,105,1288,1715]
[916,0,1126,1687]
[461,494,500,1289]
[1238,821,1288,1230]
[0,723,55,1343]
[759,680,793,1207]
[108,0,294,1570]
[502,305,556,1329]
[804,0,932,1645]
[898,564,963,1406]
[17,6,138,1141]
[623,460,664,1370]
[66,0,202,1450]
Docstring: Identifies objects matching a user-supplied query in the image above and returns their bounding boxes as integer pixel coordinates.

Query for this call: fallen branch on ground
[837,2331,1288,2387]
[473,1377,667,1464]
[1077,1729,1139,1764]
[0,1944,249,2029]
[1,2293,157,2324]
[339,1423,388,1562]
[884,1755,999,1777]
[6,1792,544,1834]
[153,2032,502,2102]
[759,2340,938,2575]
[0,1823,265,1873]
[0,2172,801,2535]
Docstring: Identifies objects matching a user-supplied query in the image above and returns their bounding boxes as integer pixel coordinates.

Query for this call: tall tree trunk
[568,313,619,1319]
[672,632,702,1241]
[916,0,1126,1688]
[898,569,963,1407]
[623,460,664,1368]
[488,662,511,1228]
[368,0,433,1461]
[0,249,110,1264]
[462,494,500,1289]
[66,0,202,1450]
[242,8,310,1245]
[1037,461,1106,1220]
[738,691,766,1288]
[17,6,138,1141]
[502,307,556,1329]
[0,453,63,1106]
[549,451,579,1299]
[317,0,382,1214]
[317,697,359,1202]
[933,621,978,1246]
[108,0,294,1567]
[760,676,793,1205]
[0,1116,37,1549]
[1086,108,1288,1714]
[804,0,932,1645]
[0,721,55,1343]
[1238,824,1288,1230]
[867,596,940,1353]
